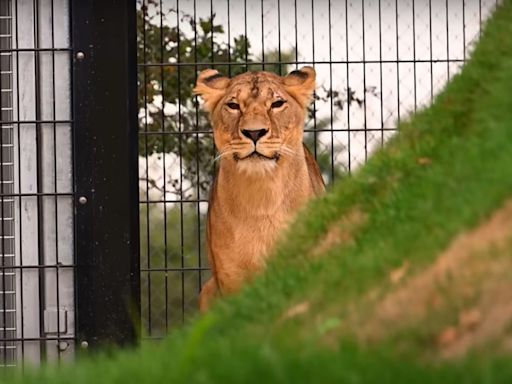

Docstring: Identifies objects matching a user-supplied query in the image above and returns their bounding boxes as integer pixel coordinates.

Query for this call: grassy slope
[8,1,512,382]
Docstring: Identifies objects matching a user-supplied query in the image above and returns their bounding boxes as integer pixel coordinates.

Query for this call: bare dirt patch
[312,209,367,258]
[356,199,512,358]
[440,280,512,359]
[279,301,311,322]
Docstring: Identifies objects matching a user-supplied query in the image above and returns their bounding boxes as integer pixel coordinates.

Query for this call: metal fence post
[72,0,140,348]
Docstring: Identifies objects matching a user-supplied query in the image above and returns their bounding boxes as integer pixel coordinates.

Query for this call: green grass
[7,1,512,382]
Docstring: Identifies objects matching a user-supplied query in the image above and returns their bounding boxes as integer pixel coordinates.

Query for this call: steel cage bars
[1,0,77,366]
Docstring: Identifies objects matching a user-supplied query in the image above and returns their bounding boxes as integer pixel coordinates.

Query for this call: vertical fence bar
[294,0,298,69]
[176,0,185,325]
[429,0,434,102]
[72,0,140,348]
[13,0,25,363]
[445,0,450,80]
[328,0,334,182]
[345,0,351,172]
[310,0,317,159]
[412,0,417,112]
[243,0,248,71]
[141,0,152,337]
[462,0,466,62]
[226,0,231,76]
[395,0,401,125]
[378,0,384,147]
[260,0,264,71]
[193,0,203,297]
[158,0,169,335]
[361,0,367,162]
[33,0,47,361]
[277,0,281,75]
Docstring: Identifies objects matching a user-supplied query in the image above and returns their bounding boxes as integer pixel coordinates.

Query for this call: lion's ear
[193,69,230,113]
[283,66,316,108]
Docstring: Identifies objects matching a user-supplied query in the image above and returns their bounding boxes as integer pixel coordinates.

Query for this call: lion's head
[194,67,316,175]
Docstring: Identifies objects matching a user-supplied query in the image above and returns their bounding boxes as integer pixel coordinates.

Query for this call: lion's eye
[271,100,286,109]
[226,102,240,110]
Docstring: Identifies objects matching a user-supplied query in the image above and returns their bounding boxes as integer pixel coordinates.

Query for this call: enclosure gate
[0,0,139,367]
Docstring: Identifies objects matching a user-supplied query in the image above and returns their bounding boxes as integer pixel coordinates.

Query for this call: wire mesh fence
[137,0,500,337]
[0,0,74,367]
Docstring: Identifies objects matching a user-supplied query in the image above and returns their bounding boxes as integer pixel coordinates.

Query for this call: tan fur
[194,67,325,311]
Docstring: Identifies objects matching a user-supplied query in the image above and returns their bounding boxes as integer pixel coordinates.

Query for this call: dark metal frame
[72,0,140,348]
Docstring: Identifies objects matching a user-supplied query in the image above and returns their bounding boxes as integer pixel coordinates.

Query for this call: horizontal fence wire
[137,0,500,339]
[0,47,71,52]
[0,120,73,124]
[137,58,467,66]
[0,265,75,270]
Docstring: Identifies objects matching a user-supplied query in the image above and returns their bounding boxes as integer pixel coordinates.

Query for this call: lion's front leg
[199,277,219,312]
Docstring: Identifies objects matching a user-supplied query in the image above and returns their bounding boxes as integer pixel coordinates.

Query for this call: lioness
[194,66,325,311]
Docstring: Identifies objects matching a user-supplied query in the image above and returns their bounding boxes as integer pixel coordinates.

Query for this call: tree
[138,2,266,199]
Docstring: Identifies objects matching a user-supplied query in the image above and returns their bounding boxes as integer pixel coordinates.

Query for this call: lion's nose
[241,128,268,143]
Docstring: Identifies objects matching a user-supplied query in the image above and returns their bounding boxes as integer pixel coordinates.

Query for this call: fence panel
[0,0,74,367]
[0,0,140,367]
[136,0,500,337]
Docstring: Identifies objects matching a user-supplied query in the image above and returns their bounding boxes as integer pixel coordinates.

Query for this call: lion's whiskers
[280,145,299,158]
[214,143,299,163]
[213,147,235,163]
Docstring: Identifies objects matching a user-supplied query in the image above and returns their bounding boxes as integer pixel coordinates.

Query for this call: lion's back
[303,143,326,196]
